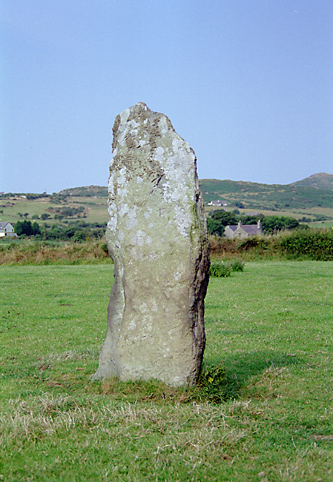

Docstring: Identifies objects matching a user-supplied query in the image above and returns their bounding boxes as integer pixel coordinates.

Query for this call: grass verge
[1,262,332,481]
[0,239,111,265]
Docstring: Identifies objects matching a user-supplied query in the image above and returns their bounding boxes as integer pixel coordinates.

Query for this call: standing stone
[93,102,210,386]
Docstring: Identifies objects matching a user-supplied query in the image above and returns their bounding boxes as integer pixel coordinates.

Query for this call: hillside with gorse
[1,173,332,228]
[200,172,333,211]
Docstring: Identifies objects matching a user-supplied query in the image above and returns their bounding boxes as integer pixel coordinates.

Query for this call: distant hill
[1,173,332,228]
[289,172,333,190]
[200,173,333,211]
[59,185,108,197]
[58,173,333,212]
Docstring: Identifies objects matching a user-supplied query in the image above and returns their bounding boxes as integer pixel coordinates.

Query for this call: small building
[224,220,263,239]
[0,222,17,237]
[208,200,227,207]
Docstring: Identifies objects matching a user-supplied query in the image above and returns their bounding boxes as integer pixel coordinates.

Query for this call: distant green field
[2,193,333,230]
[1,175,333,230]
[0,195,109,226]
[1,262,332,481]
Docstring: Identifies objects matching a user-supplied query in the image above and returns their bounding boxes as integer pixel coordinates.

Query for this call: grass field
[1,262,332,481]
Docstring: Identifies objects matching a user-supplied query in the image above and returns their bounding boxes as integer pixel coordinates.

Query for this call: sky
[1,0,332,193]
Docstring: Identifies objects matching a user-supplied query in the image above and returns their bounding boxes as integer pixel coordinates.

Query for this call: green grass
[1,262,332,481]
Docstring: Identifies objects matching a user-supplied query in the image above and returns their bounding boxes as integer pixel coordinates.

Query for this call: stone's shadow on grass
[215,350,302,400]
[98,351,301,405]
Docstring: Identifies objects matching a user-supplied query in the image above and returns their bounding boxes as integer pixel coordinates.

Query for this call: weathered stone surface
[93,102,210,386]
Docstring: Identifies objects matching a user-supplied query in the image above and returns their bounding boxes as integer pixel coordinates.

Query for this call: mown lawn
[0,262,332,481]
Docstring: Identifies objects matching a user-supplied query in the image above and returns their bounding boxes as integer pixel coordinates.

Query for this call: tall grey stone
[93,102,210,386]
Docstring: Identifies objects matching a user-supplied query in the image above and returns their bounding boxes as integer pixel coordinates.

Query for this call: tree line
[13,212,307,242]
[13,220,105,241]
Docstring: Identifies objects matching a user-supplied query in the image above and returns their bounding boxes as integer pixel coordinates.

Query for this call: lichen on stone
[93,102,210,386]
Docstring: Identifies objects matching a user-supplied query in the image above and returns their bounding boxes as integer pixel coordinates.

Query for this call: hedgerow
[1,228,332,265]
[209,228,333,261]
[277,228,333,260]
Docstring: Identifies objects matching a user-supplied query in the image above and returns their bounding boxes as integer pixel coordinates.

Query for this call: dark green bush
[101,242,108,254]
[230,259,245,272]
[263,215,300,234]
[277,229,333,260]
[238,237,269,251]
[207,210,238,236]
[210,262,232,277]
[14,220,41,236]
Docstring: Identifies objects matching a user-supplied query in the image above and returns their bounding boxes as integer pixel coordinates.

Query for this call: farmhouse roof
[0,222,11,228]
[227,224,260,236]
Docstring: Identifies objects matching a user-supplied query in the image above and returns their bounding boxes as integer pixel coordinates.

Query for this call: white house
[208,200,227,207]
[224,220,263,239]
[0,222,17,237]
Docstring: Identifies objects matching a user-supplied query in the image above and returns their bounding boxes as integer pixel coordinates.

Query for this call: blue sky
[1,0,332,193]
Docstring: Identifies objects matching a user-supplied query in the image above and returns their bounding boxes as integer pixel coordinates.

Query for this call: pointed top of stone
[123,102,149,116]
[134,101,148,108]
